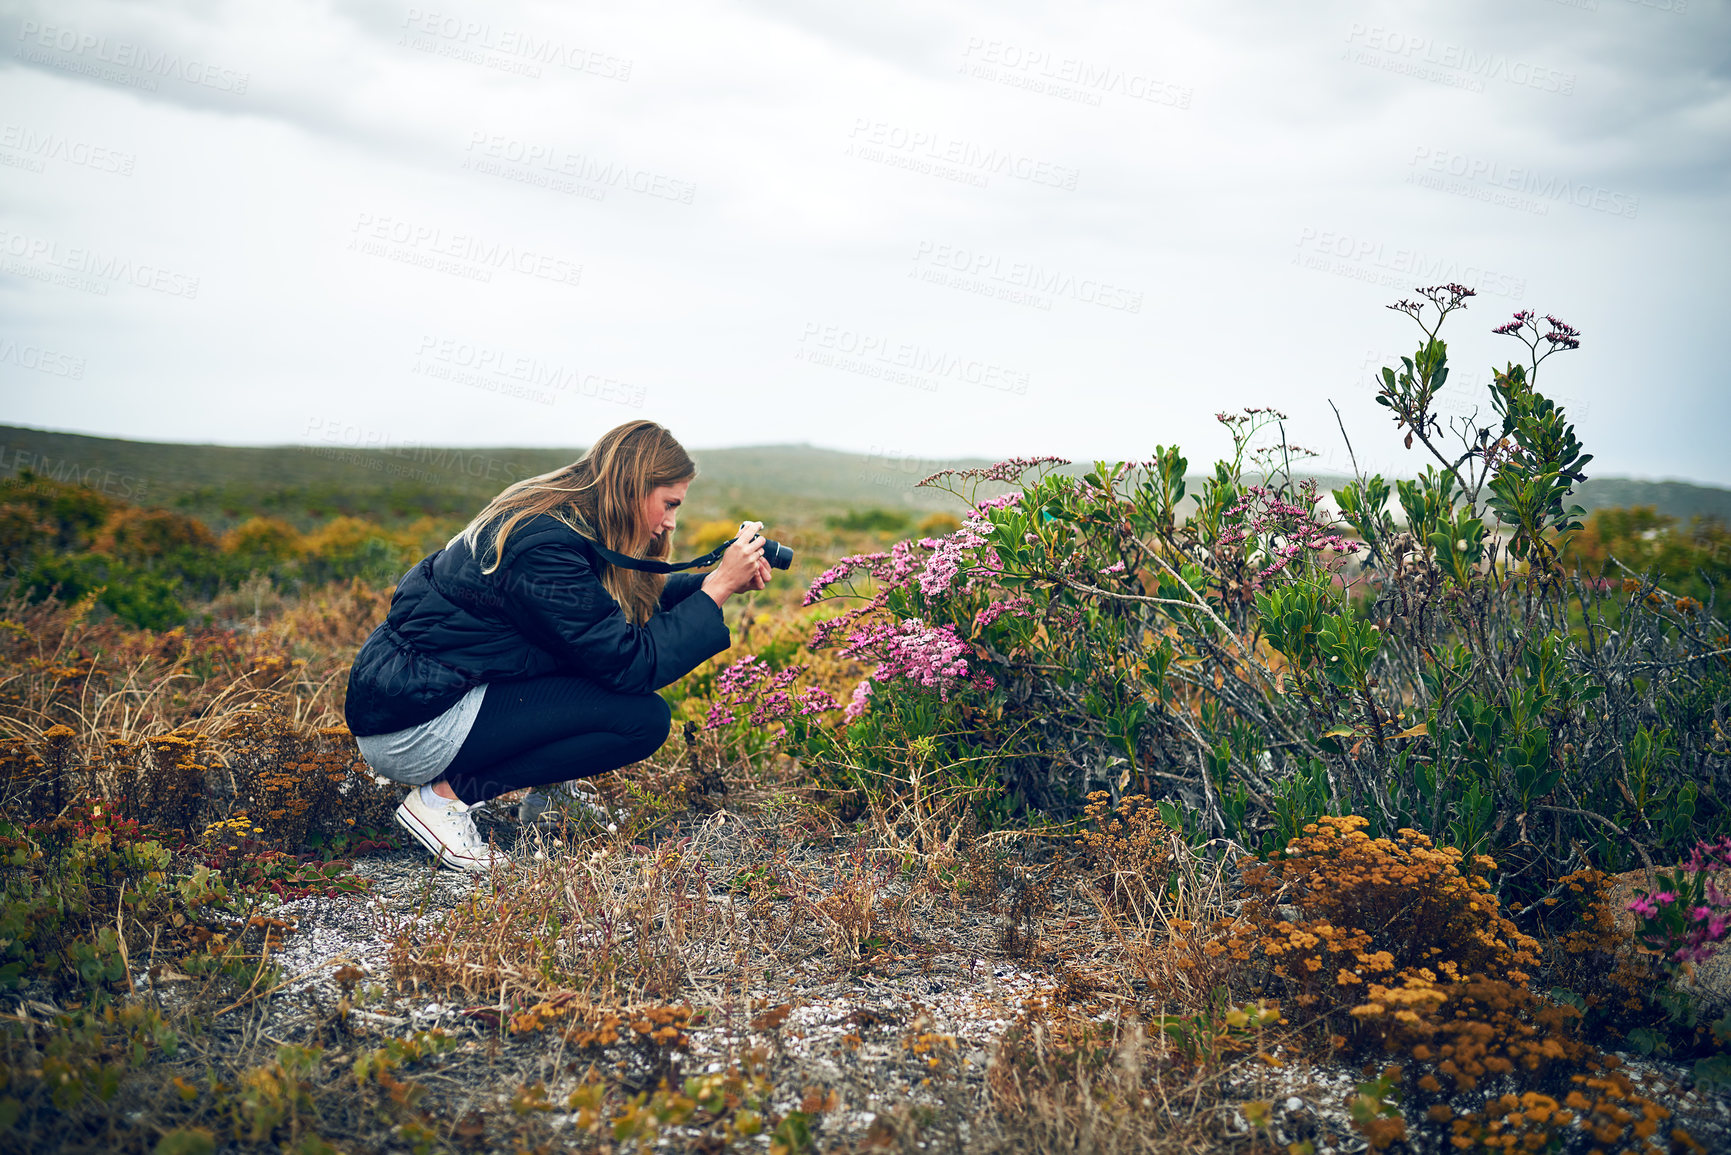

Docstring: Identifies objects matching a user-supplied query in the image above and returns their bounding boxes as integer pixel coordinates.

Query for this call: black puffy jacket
[343,513,730,736]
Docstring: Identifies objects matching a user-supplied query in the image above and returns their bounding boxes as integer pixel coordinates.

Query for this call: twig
[1328,399,1362,481]
[212,958,345,1019]
[1534,806,1654,873]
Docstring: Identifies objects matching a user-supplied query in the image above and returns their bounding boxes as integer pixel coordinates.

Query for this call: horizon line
[0,421,1725,492]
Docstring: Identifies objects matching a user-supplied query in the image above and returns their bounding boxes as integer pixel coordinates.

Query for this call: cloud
[0,0,1726,484]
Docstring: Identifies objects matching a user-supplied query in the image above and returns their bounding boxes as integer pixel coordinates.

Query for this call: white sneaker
[396,788,504,873]
[517,780,611,824]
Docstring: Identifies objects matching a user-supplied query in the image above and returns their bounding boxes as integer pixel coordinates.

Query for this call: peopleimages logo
[15,20,250,94]
[412,335,647,408]
[796,322,1031,396]
[1292,227,1526,300]
[463,131,696,205]
[0,445,148,499]
[399,8,631,81]
[910,240,1143,313]
[0,338,86,379]
[302,417,526,484]
[845,119,1080,191]
[957,37,1193,110]
[0,123,135,175]
[346,212,583,288]
[0,226,201,298]
[1408,147,1638,220]
[1344,24,1575,96]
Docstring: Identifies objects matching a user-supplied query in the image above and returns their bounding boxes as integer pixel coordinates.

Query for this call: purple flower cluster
[840,618,974,701]
[704,654,839,730]
[1493,309,1583,352]
[843,678,873,722]
[918,514,996,598]
[806,509,1008,611]
[804,551,890,606]
[918,455,1071,489]
[1218,483,1362,583]
[1629,885,1731,966]
[976,493,1023,512]
[973,594,1034,631]
[1627,837,1731,967]
[1686,836,1731,873]
[804,537,942,608]
[1492,309,1534,336]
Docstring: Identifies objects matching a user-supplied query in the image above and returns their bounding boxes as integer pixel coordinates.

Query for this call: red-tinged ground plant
[1608,835,1731,1083]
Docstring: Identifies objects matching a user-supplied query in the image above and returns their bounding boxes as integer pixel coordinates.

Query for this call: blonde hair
[456,420,696,625]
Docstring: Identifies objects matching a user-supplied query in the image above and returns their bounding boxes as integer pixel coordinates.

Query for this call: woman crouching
[343,419,772,870]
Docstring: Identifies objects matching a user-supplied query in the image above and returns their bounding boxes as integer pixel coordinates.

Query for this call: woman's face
[639,478,691,549]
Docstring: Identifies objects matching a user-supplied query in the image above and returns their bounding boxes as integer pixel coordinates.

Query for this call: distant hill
[1568,477,1731,524]
[0,424,1006,530]
[1,424,1724,532]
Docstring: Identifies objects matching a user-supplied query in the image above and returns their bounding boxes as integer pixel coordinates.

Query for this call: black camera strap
[570,531,731,574]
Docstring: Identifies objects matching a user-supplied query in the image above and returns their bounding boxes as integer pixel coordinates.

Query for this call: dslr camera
[738,521,793,570]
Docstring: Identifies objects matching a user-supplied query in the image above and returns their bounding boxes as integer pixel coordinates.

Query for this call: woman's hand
[701,522,769,605]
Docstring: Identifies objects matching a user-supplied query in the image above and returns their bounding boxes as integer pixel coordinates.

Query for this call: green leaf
[154,1129,217,1155]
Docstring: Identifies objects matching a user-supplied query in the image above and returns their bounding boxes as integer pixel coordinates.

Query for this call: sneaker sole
[395,802,499,873]
[520,791,612,825]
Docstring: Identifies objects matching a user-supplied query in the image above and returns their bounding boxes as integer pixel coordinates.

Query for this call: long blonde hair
[456,420,696,625]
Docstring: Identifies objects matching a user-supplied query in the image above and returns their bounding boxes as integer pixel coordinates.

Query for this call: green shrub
[791,286,1730,889]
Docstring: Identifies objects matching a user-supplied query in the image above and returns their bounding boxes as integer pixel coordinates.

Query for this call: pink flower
[918,515,995,598]
[715,654,768,696]
[840,618,974,701]
[1099,561,1125,574]
[1686,836,1731,873]
[1219,482,1361,589]
[976,493,1022,512]
[705,654,835,729]
[843,679,873,721]
[1628,896,1659,918]
[919,456,1068,487]
[794,686,839,716]
[974,594,1034,631]
[805,552,891,606]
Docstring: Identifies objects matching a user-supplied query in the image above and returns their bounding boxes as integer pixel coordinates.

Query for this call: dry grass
[1,583,1725,1154]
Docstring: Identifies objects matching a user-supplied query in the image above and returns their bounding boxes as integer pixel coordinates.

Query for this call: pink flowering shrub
[1629,836,1731,969]
[786,411,1388,826]
[778,286,1727,891]
[699,653,840,760]
[837,618,980,701]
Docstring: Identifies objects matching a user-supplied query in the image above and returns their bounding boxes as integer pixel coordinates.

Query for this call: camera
[739,521,794,570]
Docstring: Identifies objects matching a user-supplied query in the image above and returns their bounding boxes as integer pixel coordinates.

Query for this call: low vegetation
[2,286,1730,1152]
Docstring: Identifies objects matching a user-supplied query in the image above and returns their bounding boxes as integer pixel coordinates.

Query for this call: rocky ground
[140,792,1731,1154]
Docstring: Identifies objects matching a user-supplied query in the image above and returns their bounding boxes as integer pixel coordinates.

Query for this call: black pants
[438,676,673,806]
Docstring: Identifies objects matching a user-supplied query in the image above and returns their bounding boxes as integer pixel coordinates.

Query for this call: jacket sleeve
[659,572,708,612]
[501,543,731,694]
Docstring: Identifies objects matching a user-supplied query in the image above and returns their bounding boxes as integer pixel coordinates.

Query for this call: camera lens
[738,522,793,570]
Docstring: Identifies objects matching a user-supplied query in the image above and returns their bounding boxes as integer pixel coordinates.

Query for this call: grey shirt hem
[355,683,487,786]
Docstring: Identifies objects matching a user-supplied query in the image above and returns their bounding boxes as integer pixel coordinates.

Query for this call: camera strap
[569,531,731,574]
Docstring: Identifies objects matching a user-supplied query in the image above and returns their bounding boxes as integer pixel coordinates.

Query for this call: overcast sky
[0,0,1726,486]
